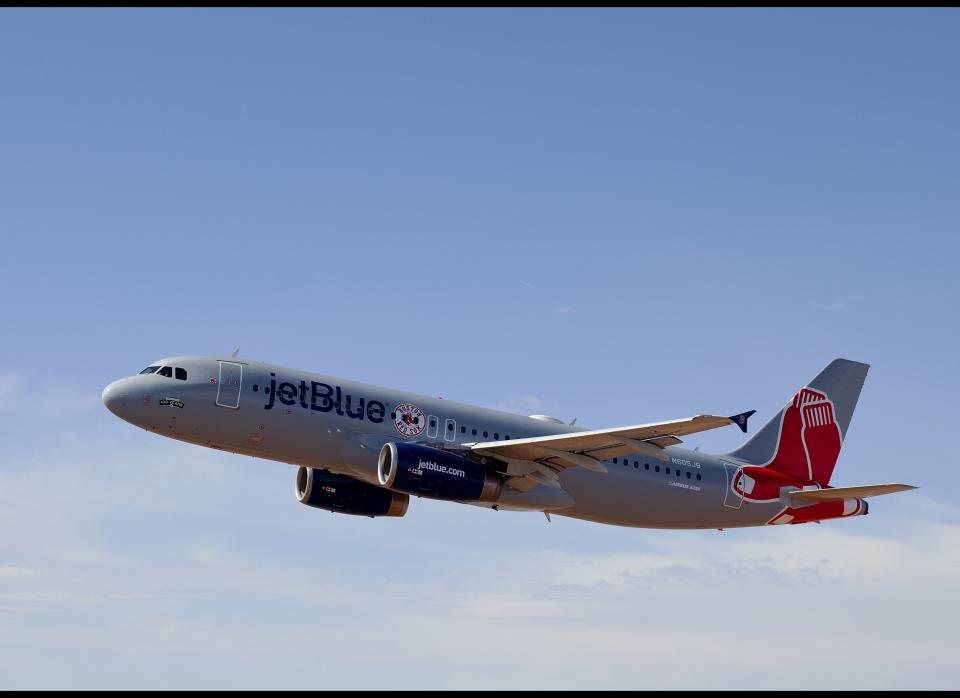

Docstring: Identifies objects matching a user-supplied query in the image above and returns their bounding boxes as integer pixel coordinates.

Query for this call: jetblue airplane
[101,356,914,528]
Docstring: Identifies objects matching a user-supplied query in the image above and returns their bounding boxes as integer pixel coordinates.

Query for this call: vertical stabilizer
[724,359,869,485]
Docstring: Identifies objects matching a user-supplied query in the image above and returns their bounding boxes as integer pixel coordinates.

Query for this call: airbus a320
[102,357,915,528]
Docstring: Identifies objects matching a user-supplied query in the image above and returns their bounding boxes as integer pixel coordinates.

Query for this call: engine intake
[378,442,502,502]
[296,467,408,517]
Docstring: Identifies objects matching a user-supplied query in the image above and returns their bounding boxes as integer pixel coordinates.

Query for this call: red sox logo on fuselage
[394,403,426,437]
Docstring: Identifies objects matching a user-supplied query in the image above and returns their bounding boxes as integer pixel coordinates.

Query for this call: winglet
[728,410,756,433]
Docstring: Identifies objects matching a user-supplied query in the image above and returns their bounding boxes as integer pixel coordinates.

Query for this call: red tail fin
[767,387,843,484]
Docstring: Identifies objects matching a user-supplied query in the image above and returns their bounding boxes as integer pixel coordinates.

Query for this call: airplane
[101,356,915,529]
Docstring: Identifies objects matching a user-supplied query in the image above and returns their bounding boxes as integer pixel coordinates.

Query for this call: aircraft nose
[102,379,132,417]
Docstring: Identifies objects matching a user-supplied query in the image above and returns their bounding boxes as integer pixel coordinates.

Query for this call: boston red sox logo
[733,386,844,503]
[393,403,426,437]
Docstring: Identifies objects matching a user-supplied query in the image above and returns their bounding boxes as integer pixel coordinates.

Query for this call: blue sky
[1,9,958,689]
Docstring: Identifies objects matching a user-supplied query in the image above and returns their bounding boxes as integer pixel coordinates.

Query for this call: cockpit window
[139,366,160,375]
[157,366,173,378]
[175,367,187,381]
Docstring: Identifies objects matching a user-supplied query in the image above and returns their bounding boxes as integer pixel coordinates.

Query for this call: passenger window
[655,465,660,473]
[472,429,477,436]
[696,474,702,481]
[157,366,173,378]
[175,368,187,381]
[645,463,649,470]
[686,471,691,479]
[483,431,488,438]
[460,426,466,434]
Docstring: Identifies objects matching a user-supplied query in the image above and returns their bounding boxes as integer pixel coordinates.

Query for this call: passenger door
[216,361,242,409]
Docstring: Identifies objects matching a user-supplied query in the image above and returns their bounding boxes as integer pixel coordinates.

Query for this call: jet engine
[378,442,502,502]
[295,467,409,517]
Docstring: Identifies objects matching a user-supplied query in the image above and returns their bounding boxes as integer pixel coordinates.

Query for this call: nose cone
[102,379,132,418]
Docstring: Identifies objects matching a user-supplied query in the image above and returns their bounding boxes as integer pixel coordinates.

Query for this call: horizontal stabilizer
[787,483,917,503]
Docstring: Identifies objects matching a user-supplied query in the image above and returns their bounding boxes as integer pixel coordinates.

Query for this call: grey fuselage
[102,355,788,529]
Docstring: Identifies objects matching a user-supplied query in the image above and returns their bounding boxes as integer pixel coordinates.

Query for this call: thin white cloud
[825,299,847,311]
[823,293,867,312]
[0,371,99,416]
[0,372,23,402]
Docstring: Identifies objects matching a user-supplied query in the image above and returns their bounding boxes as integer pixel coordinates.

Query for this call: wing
[469,412,753,491]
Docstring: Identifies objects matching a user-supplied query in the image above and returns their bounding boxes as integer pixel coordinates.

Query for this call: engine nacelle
[296,467,409,517]
[378,442,502,502]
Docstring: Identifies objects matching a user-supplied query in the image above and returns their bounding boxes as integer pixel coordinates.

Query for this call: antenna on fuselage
[231,348,239,358]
